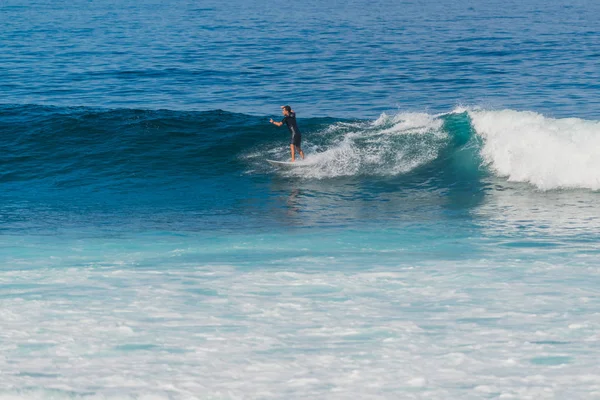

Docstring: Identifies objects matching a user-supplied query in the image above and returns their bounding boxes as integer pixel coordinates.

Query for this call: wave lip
[469,109,600,190]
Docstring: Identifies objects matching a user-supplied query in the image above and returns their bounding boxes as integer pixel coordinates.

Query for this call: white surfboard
[266,159,310,168]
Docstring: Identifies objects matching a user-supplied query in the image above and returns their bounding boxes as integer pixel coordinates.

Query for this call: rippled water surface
[2,0,600,117]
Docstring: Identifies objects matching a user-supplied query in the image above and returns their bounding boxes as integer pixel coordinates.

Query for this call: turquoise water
[1,0,600,398]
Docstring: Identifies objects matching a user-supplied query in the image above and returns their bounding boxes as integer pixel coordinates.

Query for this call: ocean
[1,0,600,399]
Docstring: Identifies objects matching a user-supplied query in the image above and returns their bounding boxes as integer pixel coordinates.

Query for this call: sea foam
[279,112,448,179]
[469,109,600,190]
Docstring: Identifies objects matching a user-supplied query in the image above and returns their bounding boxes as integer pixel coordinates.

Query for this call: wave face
[1,105,599,194]
[0,105,263,187]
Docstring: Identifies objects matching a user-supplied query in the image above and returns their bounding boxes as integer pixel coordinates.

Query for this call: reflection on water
[263,174,600,250]
[475,179,600,241]
[265,171,490,229]
[1,171,599,244]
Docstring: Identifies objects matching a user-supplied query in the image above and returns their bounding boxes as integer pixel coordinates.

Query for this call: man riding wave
[270,105,305,162]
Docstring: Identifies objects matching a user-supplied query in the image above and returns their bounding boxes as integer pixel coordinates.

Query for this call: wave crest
[470,109,600,190]
[264,108,600,191]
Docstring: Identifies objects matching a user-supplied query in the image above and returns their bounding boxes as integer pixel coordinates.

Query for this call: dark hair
[283,105,292,113]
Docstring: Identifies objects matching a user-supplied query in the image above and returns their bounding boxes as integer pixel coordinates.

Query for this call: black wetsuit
[281,112,302,147]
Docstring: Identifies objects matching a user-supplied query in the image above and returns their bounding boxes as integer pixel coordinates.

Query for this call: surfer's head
[281,105,292,116]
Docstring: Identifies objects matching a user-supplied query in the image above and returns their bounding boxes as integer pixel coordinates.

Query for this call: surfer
[269,105,305,162]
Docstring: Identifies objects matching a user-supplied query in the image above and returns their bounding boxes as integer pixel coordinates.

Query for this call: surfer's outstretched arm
[269,118,283,127]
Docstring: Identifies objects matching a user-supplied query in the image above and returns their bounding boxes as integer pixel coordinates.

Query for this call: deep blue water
[2,0,600,118]
[1,1,600,399]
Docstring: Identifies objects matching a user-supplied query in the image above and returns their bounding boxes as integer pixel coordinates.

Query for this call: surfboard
[266,159,309,168]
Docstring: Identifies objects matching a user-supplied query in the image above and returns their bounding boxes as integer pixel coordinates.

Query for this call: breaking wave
[2,104,599,191]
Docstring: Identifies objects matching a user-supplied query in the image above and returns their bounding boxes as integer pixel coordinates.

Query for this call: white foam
[2,243,600,399]
[469,109,600,190]
[280,112,448,179]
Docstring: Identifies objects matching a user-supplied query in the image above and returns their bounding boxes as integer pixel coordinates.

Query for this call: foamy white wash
[469,109,600,190]
[274,112,447,179]
[1,239,600,399]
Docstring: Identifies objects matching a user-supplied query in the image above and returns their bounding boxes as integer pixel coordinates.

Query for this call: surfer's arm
[269,118,284,127]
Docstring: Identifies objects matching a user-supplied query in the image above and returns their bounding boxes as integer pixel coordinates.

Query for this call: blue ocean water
[1,0,600,399]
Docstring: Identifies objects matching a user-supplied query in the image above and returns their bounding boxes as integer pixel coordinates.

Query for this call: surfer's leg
[292,135,303,160]
[290,144,296,162]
